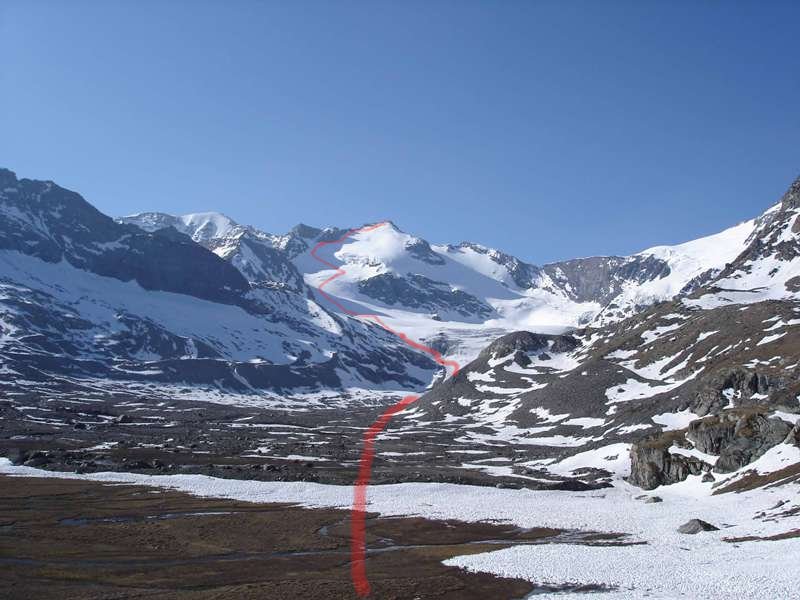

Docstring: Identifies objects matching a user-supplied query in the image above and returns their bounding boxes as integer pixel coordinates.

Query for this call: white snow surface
[122,211,243,244]
[593,218,756,325]
[652,409,703,431]
[288,219,760,365]
[0,251,293,363]
[0,249,434,395]
[120,209,767,370]
[292,223,590,365]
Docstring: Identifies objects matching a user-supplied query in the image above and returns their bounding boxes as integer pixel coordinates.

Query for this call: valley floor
[2,457,799,599]
[0,474,537,600]
[0,393,591,490]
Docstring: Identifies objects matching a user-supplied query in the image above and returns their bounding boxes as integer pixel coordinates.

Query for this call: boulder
[22,451,50,468]
[784,423,800,446]
[677,519,719,534]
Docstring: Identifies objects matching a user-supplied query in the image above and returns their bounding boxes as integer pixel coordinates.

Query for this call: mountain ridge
[3,167,800,492]
[119,193,763,368]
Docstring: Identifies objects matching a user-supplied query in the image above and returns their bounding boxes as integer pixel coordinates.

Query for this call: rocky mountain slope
[0,169,439,406]
[414,175,800,492]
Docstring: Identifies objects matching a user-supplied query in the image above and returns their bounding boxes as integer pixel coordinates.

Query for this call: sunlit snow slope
[125,208,758,367]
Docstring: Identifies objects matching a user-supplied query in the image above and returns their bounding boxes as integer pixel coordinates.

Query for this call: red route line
[310,222,460,597]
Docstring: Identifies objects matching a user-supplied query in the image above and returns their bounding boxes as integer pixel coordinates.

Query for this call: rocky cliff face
[358,272,494,318]
[688,411,793,472]
[629,409,798,490]
[707,175,800,299]
[117,211,308,291]
[542,254,672,305]
[629,432,707,489]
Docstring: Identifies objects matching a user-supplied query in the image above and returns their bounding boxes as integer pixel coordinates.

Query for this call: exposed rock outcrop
[628,433,707,490]
[478,331,579,361]
[692,368,787,416]
[0,169,250,305]
[630,410,796,489]
[688,411,792,473]
[358,272,494,317]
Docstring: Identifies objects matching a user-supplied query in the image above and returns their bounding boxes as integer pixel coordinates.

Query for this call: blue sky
[1,1,798,263]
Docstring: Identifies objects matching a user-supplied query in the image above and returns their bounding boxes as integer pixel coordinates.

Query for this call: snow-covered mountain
[0,171,250,305]
[122,197,758,369]
[572,216,756,326]
[5,163,794,409]
[0,169,440,404]
[414,174,800,491]
[1,164,800,516]
[4,167,800,600]
[118,211,308,291]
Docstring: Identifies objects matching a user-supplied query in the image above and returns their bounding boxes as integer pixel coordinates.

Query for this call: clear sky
[1,1,798,264]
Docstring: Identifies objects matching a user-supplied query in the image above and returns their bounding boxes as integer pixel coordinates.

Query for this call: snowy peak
[0,170,249,305]
[584,218,757,325]
[779,174,800,210]
[120,211,250,246]
[638,216,756,280]
[295,221,524,324]
[121,211,308,290]
[178,212,242,242]
[684,174,800,308]
[115,172,800,366]
[440,242,542,290]
[118,211,183,233]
